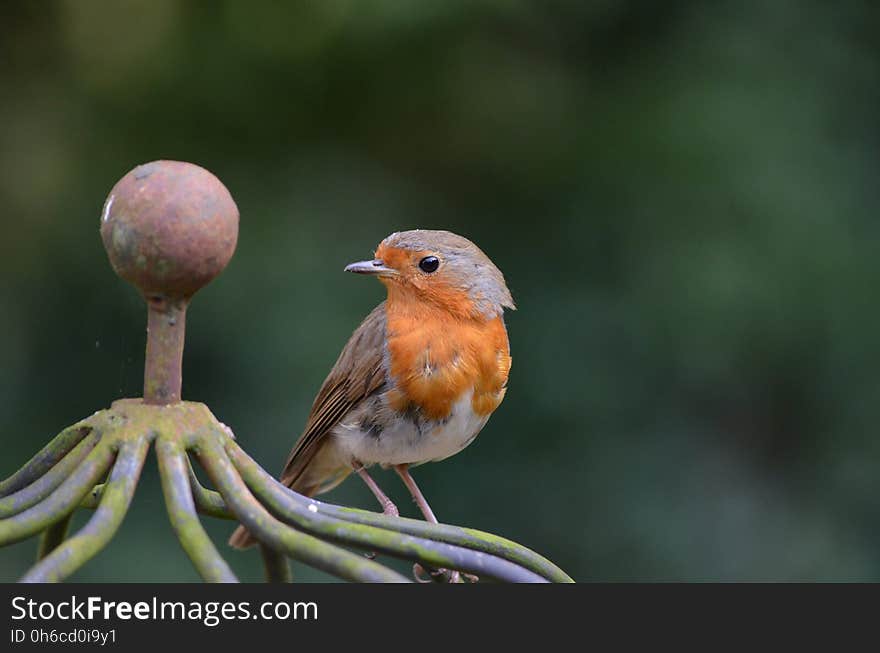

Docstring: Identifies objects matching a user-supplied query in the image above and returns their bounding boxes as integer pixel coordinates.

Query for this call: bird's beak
[344,259,396,276]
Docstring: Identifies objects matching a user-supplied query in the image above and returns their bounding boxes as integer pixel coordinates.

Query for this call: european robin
[230,230,514,576]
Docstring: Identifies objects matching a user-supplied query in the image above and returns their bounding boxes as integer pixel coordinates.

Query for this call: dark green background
[2,1,879,581]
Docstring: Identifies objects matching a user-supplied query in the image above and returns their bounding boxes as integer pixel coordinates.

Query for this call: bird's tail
[228,524,259,549]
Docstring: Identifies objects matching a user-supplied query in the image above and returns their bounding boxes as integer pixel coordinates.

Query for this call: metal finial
[100,160,239,405]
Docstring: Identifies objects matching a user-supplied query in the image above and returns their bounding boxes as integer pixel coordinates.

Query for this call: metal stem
[155,436,238,582]
[20,437,149,583]
[144,296,188,405]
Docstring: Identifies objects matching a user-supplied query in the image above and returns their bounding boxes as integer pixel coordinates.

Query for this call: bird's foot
[412,563,464,583]
[412,563,433,583]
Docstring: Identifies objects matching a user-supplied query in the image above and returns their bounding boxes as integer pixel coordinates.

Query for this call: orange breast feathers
[384,296,511,422]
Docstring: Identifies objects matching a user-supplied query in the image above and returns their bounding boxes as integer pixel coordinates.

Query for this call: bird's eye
[418,256,440,273]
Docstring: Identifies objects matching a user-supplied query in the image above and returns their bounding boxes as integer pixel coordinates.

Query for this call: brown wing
[278,302,387,490]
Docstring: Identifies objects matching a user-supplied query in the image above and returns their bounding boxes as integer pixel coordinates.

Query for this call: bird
[229,230,514,575]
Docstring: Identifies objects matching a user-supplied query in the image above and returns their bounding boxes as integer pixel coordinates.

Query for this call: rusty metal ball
[100,160,239,298]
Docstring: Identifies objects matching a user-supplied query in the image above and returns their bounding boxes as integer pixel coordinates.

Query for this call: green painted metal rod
[319,506,573,583]
[79,461,234,520]
[0,442,116,547]
[36,513,73,561]
[186,457,234,519]
[78,484,104,511]
[0,425,92,497]
[226,440,547,583]
[20,437,149,583]
[227,441,572,582]
[155,436,238,583]
[0,432,100,518]
[195,438,410,583]
[258,543,292,583]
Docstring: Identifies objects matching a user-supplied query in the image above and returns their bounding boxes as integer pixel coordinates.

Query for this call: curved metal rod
[332,506,572,582]
[0,424,92,497]
[0,442,117,547]
[37,513,73,561]
[155,437,238,583]
[78,484,105,510]
[20,437,150,583]
[0,432,100,518]
[259,543,292,583]
[186,457,235,519]
[194,439,410,583]
[226,440,547,583]
[330,507,572,583]
[78,462,234,520]
[227,441,571,582]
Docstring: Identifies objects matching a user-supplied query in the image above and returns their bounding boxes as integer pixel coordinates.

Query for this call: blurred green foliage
[2,0,880,581]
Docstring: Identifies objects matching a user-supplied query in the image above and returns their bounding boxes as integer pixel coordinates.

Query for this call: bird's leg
[393,464,437,522]
[394,464,464,583]
[352,460,399,517]
[351,461,398,561]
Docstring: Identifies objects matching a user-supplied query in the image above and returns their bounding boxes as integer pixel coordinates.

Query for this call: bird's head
[345,229,515,320]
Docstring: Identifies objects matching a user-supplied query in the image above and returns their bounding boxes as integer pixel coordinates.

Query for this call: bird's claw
[413,563,434,583]
[412,563,466,583]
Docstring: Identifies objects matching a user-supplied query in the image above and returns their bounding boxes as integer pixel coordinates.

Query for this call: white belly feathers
[333,390,490,466]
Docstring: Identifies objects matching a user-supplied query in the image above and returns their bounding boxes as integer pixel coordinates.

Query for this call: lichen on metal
[0,160,574,584]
